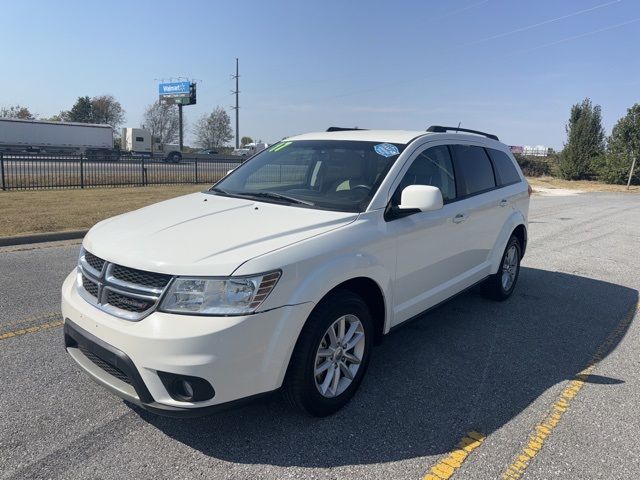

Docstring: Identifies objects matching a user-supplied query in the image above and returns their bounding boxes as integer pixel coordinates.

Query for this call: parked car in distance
[62,125,530,417]
[197,149,219,155]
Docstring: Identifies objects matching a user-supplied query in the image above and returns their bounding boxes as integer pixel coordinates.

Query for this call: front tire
[283,289,373,417]
[482,235,521,301]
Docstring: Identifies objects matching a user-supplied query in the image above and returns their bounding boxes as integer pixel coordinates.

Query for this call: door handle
[452,213,466,224]
[499,199,509,207]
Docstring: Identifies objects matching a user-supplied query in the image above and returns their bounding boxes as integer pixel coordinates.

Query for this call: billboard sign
[159,81,191,97]
[159,82,196,106]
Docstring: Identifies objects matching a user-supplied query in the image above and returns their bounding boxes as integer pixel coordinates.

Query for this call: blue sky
[1,0,639,149]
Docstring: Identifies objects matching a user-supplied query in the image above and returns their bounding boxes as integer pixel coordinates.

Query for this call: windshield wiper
[209,187,230,195]
[241,191,315,206]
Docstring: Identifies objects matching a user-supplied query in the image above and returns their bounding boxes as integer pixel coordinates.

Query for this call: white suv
[62,126,530,417]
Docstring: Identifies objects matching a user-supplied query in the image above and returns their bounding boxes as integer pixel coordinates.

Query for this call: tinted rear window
[487,148,521,185]
[450,145,496,196]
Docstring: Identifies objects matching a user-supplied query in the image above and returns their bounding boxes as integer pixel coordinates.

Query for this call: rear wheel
[482,235,521,301]
[166,152,182,163]
[283,289,373,417]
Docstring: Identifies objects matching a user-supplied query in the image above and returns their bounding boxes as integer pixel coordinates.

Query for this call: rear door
[448,144,504,279]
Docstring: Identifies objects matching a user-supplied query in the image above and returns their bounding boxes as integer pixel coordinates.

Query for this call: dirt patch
[527,176,640,194]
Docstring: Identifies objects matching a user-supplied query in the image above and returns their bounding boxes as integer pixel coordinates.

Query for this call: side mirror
[399,185,443,212]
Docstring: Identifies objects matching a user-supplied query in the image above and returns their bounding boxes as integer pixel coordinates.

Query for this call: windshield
[211,140,406,212]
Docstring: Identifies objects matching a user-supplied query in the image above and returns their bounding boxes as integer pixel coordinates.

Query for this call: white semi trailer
[0,119,184,162]
[121,128,182,162]
[0,118,113,155]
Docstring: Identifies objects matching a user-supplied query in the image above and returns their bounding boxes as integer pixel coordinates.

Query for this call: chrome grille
[111,264,171,289]
[81,274,99,298]
[77,249,173,321]
[84,252,105,272]
[105,289,155,313]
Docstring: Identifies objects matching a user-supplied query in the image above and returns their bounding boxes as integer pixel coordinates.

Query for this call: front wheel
[482,235,522,301]
[283,290,373,417]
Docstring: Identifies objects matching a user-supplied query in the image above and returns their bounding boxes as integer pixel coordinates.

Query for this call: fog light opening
[157,371,216,403]
[175,379,195,401]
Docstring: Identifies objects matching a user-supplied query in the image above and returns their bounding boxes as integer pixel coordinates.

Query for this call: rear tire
[167,152,182,163]
[482,235,521,301]
[283,289,373,417]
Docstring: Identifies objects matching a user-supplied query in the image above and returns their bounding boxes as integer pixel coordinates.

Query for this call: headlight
[159,271,281,315]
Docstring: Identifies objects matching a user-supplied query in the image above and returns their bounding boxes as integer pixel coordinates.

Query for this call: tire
[283,289,373,417]
[482,235,522,301]
[167,152,182,163]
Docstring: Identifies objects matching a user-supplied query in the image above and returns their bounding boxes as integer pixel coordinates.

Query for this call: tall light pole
[178,103,183,151]
[231,58,240,149]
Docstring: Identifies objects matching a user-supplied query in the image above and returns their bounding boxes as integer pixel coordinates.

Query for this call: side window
[393,145,456,204]
[487,148,521,186]
[450,145,496,196]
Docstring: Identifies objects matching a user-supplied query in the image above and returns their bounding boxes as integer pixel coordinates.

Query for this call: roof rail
[426,125,499,141]
[326,127,368,132]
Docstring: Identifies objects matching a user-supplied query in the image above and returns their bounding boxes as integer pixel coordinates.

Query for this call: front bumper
[61,271,315,416]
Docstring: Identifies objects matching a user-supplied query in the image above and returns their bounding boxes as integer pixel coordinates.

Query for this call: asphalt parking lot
[1,192,638,480]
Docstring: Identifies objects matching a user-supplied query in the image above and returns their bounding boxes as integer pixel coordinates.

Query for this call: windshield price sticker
[269,141,293,153]
[374,143,400,157]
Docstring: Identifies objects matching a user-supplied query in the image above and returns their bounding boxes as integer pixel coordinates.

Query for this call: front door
[386,144,469,326]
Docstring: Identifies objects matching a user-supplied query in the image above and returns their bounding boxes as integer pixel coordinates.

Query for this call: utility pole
[178,104,183,151]
[231,58,240,149]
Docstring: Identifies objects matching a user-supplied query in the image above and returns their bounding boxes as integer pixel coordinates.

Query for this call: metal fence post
[141,156,146,186]
[80,153,84,189]
[0,152,5,191]
[195,158,198,184]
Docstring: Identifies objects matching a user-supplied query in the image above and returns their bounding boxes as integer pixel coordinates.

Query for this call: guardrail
[0,153,243,191]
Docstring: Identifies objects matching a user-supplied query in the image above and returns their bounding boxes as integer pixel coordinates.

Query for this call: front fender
[284,252,392,329]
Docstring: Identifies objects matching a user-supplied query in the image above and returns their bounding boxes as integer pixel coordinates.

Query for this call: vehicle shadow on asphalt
[132,267,638,467]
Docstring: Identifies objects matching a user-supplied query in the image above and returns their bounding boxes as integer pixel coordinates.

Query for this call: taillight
[527,183,533,197]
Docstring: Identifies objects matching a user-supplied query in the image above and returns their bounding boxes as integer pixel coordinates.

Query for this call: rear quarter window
[487,148,522,186]
[450,145,496,196]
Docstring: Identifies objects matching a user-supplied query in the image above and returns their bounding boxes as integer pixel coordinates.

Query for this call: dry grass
[0,185,208,238]
[527,176,640,193]
[2,177,638,238]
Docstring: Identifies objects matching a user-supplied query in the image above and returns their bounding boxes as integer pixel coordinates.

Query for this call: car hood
[83,192,358,276]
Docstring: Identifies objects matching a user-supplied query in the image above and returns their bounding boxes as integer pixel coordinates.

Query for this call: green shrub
[514,154,552,177]
[595,153,639,185]
[559,98,606,180]
[597,103,640,185]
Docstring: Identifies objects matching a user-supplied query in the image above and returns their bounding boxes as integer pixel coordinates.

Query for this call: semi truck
[121,128,182,162]
[0,118,183,162]
[0,118,113,155]
[232,141,269,157]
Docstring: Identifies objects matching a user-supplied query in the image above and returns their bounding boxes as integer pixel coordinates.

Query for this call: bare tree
[193,107,233,149]
[1,105,35,119]
[90,95,126,130]
[142,101,180,144]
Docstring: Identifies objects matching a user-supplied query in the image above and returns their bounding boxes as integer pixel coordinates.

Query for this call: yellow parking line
[501,301,638,479]
[0,318,64,340]
[1,311,61,329]
[423,431,486,480]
